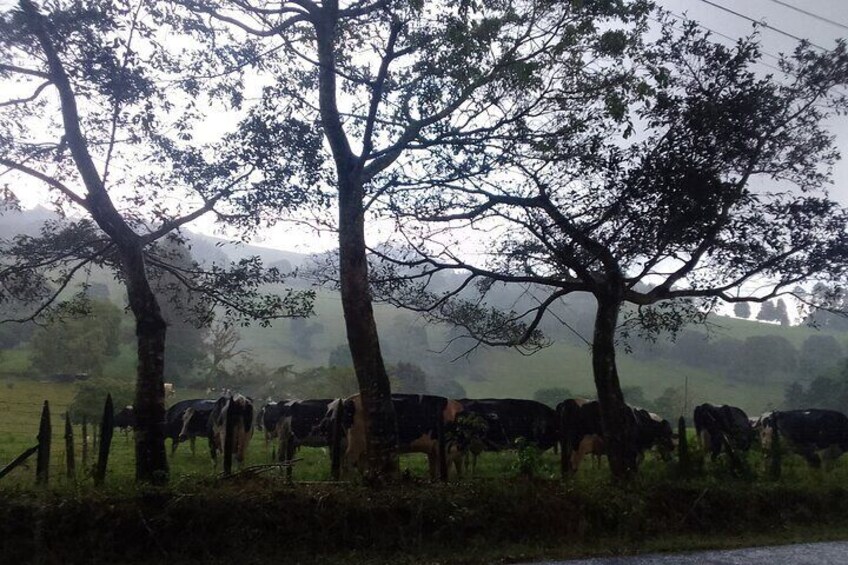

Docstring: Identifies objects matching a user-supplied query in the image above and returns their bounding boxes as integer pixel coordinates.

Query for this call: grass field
[6,377,848,563]
[2,375,848,489]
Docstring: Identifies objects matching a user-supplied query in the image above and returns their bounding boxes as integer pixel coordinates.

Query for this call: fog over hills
[1,206,846,417]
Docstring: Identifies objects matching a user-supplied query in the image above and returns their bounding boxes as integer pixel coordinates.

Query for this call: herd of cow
[113,393,848,477]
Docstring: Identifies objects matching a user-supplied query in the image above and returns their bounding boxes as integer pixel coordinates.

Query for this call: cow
[256,399,334,456]
[208,393,254,470]
[114,405,136,431]
[114,405,136,443]
[169,399,216,455]
[757,409,848,469]
[693,403,756,461]
[336,393,465,480]
[558,399,674,473]
[456,398,559,474]
[113,400,213,453]
[256,401,286,452]
[276,399,335,452]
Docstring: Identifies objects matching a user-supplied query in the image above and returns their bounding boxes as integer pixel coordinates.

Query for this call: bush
[69,377,134,423]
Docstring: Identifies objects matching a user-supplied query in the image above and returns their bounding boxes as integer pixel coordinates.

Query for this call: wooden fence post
[94,394,114,486]
[36,400,51,486]
[330,399,343,480]
[0,445,39,481]
[65,412,75,480]
[82,416,88,469]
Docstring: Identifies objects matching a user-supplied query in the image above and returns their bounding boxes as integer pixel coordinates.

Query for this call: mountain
[0,206,309,270]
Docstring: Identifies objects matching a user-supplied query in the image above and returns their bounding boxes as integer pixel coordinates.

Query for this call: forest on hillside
[2,207,846,420]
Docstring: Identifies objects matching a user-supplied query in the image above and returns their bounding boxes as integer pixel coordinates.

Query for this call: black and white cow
[168,399,216,455]
[208,393,254,470]
[758,409,848,468]
[456,398,558,473]
[114,405,136,431]
[338,393,465,479]
[558,398,674,472]
[276,399,335,453]
[693,403,755,460]
[256,401,287,451]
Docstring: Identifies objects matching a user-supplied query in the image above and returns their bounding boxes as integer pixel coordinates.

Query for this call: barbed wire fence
[0,397,104,484]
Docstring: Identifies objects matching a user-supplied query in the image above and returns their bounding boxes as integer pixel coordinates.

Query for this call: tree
[29,299,123,376]
[69,376,135,424]
[205,322,249,388]
[376,19,848,476]
[757,301,778,323]
[804,284,848,331]
[0,0,315,482]
[152,241,212,384]
[730,336,798,383]
[733,302,751,319]
[667,331,713,368]
[652,387,684,421]
[785,361,848,412]
[289,318,324,360]
[757,299,790,326]
[328,344,353,368]
[389,362,428,394]
[799,334,844,377]
[178,0,645,478]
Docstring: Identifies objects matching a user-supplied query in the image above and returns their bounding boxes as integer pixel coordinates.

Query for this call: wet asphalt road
[529,541,848,564]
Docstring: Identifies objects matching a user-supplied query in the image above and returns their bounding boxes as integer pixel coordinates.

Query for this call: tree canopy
[373,17,848,476]
[0,0,316,482]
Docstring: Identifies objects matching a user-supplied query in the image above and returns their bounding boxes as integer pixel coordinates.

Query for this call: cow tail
[244,401,254,435]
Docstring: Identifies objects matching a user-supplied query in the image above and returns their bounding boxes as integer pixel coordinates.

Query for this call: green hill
[2,209,846,417]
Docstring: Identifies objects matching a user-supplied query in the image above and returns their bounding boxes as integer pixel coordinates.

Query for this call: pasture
[5,376,848,564]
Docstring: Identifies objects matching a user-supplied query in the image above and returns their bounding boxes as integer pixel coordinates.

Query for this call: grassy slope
[459,342,787,416]
[4,288,847,417]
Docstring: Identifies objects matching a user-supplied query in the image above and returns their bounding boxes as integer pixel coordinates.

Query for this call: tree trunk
[337,179,399,479]
[592,294,637,478]
[20,1,169,484]
[121,245,169,484]
[314,4,399,480]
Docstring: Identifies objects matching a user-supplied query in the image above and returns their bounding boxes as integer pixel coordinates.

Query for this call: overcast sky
[4,0,848,254]
[656,0,848,204]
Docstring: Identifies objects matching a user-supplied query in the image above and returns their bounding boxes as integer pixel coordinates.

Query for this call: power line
[695,0,830,51]
[663,12,790,77]
[763,0,848,32]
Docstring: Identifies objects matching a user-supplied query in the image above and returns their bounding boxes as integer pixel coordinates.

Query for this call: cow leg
[171,437,179,457]
[427,449,438,480]
[209,432,218,469]
[822,447,842,471]
[189,436,196,455]
[453,451,464,480]
[801,448,821,469]
[285,436,296,481]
